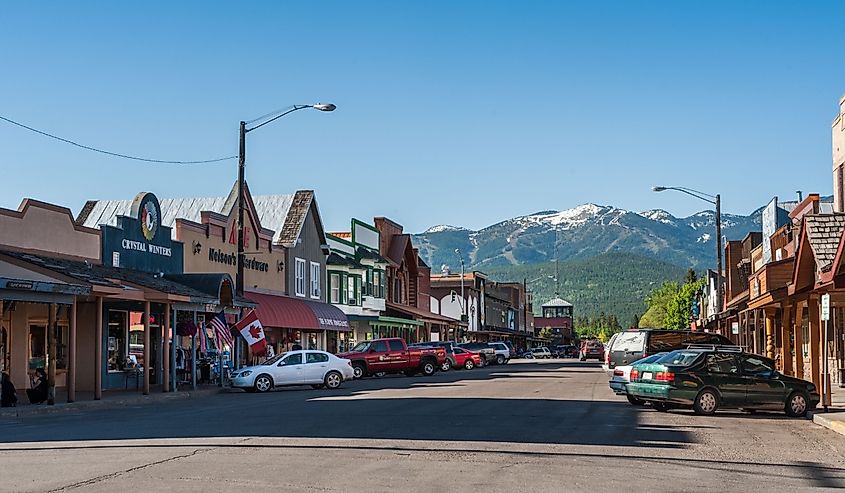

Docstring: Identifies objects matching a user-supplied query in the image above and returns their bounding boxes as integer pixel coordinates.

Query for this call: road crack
[48,447,211,491]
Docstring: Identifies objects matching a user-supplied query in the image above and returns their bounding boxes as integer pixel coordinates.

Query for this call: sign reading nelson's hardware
[100,192,184,274]
[208,248,269,272]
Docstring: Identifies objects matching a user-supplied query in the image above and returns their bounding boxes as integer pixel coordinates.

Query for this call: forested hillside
[484,252,689,325]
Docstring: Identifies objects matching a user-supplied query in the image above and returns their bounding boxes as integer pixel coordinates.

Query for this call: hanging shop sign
[101,192,184,274]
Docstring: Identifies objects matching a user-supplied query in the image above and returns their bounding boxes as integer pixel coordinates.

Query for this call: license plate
[642,372,653,380]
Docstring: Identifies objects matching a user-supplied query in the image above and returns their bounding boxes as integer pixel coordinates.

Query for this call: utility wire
[0,114,237,165]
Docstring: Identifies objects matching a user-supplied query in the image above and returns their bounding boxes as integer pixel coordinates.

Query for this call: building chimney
[796,190,803,202]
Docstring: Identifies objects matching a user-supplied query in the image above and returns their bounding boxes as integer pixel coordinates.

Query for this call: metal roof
[542,297,573,308]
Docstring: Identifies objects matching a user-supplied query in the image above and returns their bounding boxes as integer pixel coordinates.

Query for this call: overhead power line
[0,114,237,165]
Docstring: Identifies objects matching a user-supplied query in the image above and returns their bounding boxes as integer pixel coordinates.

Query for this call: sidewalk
[807,382,845,437]
[1,384,226,418]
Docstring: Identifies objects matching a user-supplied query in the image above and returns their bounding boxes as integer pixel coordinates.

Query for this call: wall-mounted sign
[100,192,184,274]
[731,321,739,335]
[6,281,34,290]
[762,197,777,265]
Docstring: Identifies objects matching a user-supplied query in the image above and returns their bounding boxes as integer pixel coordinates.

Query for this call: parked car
[606,329,735,370]
[451,347,483,369]
[230,350,354,392]
[337,338,447,378]
[626,346,820,416]
[559,345,578,358]
[411,342,457,371]
[517,349,535,359]
[608,353,666,405]
[580,339,604,361]
[458,342,497,366]
[488,342,511,365]
[530,347,551,359]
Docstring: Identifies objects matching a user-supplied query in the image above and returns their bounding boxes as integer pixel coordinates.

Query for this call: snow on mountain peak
[424,224,465,234]
[641,209,678,225]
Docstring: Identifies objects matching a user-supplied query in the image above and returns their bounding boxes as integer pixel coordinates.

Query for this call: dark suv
[606,329,734,369]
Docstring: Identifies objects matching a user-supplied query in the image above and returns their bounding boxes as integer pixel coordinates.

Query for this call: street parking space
[2,360,845,492]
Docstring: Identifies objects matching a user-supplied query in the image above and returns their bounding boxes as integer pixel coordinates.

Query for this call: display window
[28,322,68,371]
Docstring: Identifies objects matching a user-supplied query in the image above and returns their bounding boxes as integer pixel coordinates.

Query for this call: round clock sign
[131,192,161,242]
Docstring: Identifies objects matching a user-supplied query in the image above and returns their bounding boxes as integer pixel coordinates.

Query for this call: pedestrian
[291,343,303,351]
[26,368,48,405]
[1,372,17,407]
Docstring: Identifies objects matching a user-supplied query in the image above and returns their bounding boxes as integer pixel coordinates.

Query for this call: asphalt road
[1,359,844,492]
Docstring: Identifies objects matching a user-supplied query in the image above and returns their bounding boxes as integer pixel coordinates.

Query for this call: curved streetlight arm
[652,185,716,205]
[246,105,316,133]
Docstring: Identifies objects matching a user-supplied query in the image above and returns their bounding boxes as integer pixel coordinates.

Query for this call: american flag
[209,311,234,349]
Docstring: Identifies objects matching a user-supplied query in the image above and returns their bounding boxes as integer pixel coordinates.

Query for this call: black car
[458,342,496,366]
[606,329,734,369]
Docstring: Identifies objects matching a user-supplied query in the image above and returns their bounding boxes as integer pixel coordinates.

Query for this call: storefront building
[327,219,390,350]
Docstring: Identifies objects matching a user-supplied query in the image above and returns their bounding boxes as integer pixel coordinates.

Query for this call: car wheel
[464,359,475,370]
[352,363,366,379]
[441,360,452,372]
[653,402,671,412]
[421,361,436,376]
[785,391,809,417]
[496,355,505,365]
[311,384,324,390]
[693,389,719,416]
[254,374,273,393]
[626,395,644,406]
[324,371,343,390]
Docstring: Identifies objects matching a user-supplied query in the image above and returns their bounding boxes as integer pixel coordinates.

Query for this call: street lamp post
[455,249,466,340]
[236,104,336,298]
[652,186,723,315]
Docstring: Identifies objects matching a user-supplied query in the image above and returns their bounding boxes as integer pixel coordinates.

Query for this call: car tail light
[630,369,638,381]
[613,369,624,377]
[655,371,675,382]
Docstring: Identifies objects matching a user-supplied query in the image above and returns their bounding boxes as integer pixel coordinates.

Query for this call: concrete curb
[807,410,845,437]
[0,387,226,419]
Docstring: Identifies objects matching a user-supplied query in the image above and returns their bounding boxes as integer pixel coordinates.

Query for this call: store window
[295,258,306,297]
[330,273,341,304]
[310,262,321,299]
[107,311,128,372]
[347,276,357,305]
[28,323,68,371]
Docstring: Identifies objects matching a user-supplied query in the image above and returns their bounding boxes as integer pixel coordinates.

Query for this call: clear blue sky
[1,2,843,233]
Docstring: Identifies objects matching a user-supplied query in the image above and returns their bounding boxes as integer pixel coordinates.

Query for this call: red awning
[245,292,350,331]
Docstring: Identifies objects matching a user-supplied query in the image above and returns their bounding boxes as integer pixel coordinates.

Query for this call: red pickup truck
[337,338,447,379]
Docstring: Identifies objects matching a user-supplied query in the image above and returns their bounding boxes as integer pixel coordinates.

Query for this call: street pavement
[1,359,844,492]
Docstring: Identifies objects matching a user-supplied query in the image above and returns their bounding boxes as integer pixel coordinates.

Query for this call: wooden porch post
[781,303,793,376]
[143,300,151,395]
[47,303,57,405]
[808,297,821,389]
[95,297,103,400]
[67,299,77,403]
[764,308,776,360]
[163,303,170,392]
[794,303,805,379]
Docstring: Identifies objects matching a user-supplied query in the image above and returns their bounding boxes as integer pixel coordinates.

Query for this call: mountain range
[413,203,764,273]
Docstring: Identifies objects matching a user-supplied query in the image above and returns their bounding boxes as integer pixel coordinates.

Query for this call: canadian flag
[234,309,267,356]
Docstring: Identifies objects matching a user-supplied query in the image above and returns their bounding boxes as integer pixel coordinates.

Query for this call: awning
[245,291,350,331]
[385,301,461,325]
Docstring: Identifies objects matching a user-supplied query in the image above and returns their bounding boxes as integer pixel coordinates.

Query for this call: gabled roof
[805,214,845,272]
[791,213,845,293]
[77,182,274,242]
[543,297,573,308]
[327,252,362,268]
[253,190,328,249]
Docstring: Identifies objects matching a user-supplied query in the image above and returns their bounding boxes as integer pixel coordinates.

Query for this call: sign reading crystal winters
[100,192,184,274]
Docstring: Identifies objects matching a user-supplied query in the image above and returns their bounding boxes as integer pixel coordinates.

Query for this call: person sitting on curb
[1,372,17,407]
[26,368,48,405]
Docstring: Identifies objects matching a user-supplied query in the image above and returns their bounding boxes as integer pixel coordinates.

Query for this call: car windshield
[655,350,702,367]
[350,342,371,352]
[262,352,288,365]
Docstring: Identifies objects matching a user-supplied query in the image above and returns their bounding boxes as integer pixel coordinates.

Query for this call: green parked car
[626,346,819,417]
